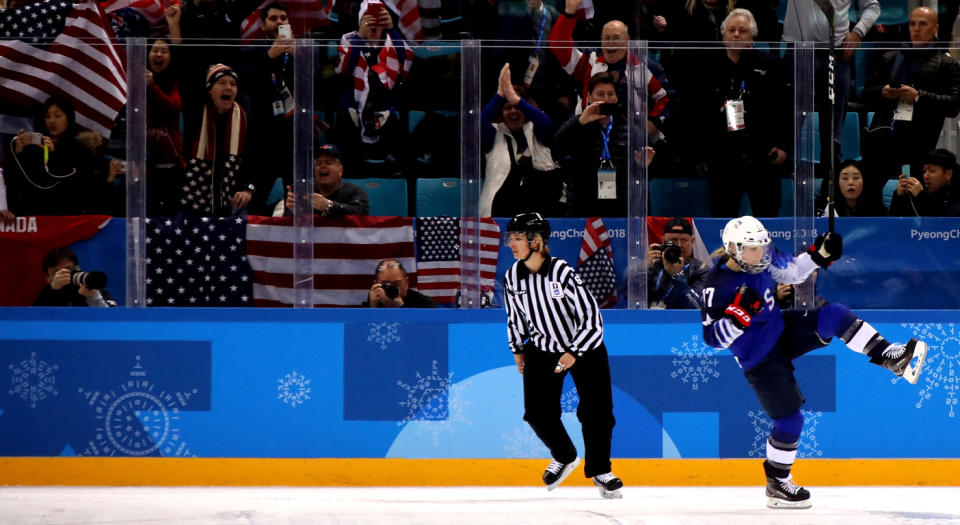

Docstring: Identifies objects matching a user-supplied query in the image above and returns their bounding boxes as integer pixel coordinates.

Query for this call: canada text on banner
[0,1,126,137]
[246,214,415,307]
[0,215,112,306]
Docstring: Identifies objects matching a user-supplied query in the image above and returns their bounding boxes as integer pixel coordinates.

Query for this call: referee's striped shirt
[504,256,604,356]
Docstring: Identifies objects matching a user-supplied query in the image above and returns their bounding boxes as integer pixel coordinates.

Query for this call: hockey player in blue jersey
[700,216,928,509]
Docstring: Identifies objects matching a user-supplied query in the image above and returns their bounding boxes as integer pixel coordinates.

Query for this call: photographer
[647,217,708,309]
[364,259,435,308]
[33,247,115,307]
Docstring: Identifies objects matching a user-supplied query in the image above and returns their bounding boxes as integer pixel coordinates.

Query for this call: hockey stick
[812,0,837,233]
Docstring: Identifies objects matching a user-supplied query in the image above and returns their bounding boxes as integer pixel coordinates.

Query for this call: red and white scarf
[182,103,247,214]
[337,31,413,143]
[382,0,424,43]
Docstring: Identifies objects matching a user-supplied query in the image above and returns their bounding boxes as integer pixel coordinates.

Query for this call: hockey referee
[503,212,622,499]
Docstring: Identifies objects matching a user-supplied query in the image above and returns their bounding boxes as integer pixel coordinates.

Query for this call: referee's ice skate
[765,476,812,509]
[873,338,928,384]
[542,457,579,490]
[592,473,624,499]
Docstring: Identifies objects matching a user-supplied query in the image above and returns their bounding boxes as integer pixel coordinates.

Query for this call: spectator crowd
[2,0,960,223]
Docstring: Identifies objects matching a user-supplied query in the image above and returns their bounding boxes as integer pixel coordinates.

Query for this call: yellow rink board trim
[2,458,959,486]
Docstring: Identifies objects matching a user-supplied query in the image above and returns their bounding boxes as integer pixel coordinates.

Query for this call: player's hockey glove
[809,232,843,268]
[723,285,764,329]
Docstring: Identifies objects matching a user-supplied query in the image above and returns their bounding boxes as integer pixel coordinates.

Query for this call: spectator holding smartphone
[553,72,628,217]
[331,0,412,174]
[5,97,105,215]
[889,148,960,216]
[241,1,297,214]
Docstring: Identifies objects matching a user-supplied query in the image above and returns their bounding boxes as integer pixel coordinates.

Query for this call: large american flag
[0,0,126,137]
[145,216,254,306]
[577,217,617,308]
[247,214,415,307]
[239,0,334,43]
[100,0,165,24]
[416,217,499,306]
[144,215,499,308]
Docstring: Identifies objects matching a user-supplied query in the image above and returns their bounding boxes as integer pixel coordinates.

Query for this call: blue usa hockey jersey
[700,249,820,370]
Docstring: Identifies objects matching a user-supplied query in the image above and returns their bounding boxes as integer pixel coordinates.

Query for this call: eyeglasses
[315,159,341,167]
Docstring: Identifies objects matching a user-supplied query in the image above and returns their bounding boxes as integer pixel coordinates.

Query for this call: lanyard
[271,53,290,90]
[600,117,613,160]
[535,6,546,51]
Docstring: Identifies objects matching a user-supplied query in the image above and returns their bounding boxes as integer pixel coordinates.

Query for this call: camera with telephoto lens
[70,267,107,290]
[657,241,682,265]
[381,282,400,299]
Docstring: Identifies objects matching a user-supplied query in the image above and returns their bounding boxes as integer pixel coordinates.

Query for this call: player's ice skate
[878,338,928,384]
[542,457,579,490]
[765,476,811,509]
[592,472,623,499]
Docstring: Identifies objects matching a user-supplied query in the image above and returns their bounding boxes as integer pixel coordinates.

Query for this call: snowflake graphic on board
[368,322,401,350]
[277,370,311,407]
[8,352,59,408]
[396,361,471,446]
[899,323,959,418]
[561,386,579,413]
[747,408,823,458]
[502,425,550,458]
[669,335,723,391]
[77,355,197,457]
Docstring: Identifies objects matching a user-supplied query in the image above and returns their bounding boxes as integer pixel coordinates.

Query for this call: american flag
[239,0,334,43]
[246,215,415,307]
[144,216,254,306]
[0,0,126,137]
[416,217,499,306]
[577,217,617,308]
[100,0,166,25]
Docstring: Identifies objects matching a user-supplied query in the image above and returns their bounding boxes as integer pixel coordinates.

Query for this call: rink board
[0,308,958,486]
[2,458,960,486]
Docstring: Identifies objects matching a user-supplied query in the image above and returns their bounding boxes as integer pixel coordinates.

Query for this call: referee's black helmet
[506,212,551,244]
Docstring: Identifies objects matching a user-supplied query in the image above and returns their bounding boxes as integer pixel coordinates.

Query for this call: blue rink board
[0,308,957,459]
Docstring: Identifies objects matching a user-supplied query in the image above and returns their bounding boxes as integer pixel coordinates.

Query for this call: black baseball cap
[315,143,343,162]
[664,217,693,236]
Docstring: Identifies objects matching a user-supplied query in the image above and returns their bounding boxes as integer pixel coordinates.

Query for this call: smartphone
[889,81,901,89]
[119,160,128,173]
[366,1,384,24]
[277,23,292,39]
[598,103,616,115]
[26,132,43,145]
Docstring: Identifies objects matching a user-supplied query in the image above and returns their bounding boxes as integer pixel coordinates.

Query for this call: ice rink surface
[1,486,959,525]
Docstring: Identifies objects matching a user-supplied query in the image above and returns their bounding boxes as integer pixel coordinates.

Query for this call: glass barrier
[2,0,960,310]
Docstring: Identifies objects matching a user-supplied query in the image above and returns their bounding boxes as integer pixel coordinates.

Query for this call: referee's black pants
[521,342,616,478]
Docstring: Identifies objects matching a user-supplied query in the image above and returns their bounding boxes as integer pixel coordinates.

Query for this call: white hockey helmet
[721,216,771,274]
